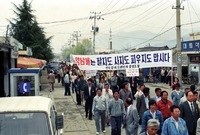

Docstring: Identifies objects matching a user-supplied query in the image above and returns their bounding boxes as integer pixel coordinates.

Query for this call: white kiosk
[9,68,41,96]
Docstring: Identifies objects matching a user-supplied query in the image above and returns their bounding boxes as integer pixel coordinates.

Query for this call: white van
[0,96,64,135]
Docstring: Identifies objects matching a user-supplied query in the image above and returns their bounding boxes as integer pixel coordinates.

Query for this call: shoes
[96,132,100,135]
[102,130,106,133]
[88,117,92,120]
[106,123,110,126]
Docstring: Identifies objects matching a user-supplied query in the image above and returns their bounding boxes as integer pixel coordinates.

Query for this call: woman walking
[48,70,55,92]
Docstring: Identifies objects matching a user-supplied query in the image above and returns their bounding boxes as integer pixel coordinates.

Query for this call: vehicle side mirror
[56,115,64,129]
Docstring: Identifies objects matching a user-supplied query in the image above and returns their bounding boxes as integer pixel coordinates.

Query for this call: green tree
[61,39,93,61]
[9,0,54,62]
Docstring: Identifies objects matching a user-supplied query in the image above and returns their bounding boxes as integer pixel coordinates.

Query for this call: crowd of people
[47,65,200,135]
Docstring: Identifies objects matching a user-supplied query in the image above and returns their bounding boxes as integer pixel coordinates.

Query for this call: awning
[17,57,46,68]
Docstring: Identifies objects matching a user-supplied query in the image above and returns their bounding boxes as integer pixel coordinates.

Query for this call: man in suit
[129,77,138,100]
[180,91,199,135]
[140,119,160,135]
[136,87,150,125]
[117,73,125,90]
[84,78,96,120]
[124,98,139,135]
[196,117,200,135]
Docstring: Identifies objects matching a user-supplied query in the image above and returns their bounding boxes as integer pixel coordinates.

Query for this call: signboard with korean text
[72,50,172,70]
[85,70,97,78]
[126,68,139,77]
[181,40,200,52]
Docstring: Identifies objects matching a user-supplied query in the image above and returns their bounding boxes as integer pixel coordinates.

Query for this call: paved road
[40,82,187,135]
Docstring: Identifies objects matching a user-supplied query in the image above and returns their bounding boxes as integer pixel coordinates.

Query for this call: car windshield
[0,112,50,135]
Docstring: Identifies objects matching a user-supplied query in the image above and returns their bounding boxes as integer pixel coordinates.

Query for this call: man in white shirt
[179,88,190,105]
[152,88,161,102]
[102,83,113,126]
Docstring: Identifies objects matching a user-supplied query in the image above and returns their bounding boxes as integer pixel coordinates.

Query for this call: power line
[38,0,158,25]
[100,0,114,13]
[130,26,175,49]
[149,12,176,44]
[100,0,134,30]
[39,17,88,25]
[102,0,121,14]
[98,32,173,41]
[188,0,200,22]
[101,0,158,16]
[93,0,108,11]
[108,0,171,32]
[128,20,200,49]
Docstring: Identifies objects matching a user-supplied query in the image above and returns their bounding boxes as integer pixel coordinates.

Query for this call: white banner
[85,70,97,78]
[72,50,172,70]
[126,68,139,77]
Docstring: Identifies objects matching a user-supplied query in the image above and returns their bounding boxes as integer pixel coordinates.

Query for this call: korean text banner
[72,50,172,70]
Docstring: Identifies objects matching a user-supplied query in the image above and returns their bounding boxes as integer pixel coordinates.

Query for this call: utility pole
[173,0,184,85]
[68,35,74,47]
[72,31,81,46]
[90,12,103,54]
[5,25,9,44]
[109,28,112,52]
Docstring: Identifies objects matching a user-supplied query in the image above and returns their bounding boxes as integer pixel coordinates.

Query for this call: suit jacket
[117,77,125,89]
[125,105,139,135]
[136,94,148,119]
[196,118,200,135]
[180,101,199,133]
[84,84,96,100]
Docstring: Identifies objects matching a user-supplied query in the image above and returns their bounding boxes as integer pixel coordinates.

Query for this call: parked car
[0,96,64,135]
[47,61,61,77]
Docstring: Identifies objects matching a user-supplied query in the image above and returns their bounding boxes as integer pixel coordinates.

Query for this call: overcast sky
[1,0,200,53]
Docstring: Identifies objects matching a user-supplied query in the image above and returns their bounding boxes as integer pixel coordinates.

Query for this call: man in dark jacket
[84,78,96,120]
[117,73,125,90]
[180,91,199,135]
[77,75,87,105]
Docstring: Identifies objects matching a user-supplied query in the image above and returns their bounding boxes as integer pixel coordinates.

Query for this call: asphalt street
[40,82,188,135]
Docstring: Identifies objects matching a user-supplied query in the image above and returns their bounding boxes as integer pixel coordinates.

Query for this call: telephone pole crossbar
[90,12,103,54]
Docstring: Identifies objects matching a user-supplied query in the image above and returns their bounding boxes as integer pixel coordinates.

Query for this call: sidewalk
[40,83,113,135]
